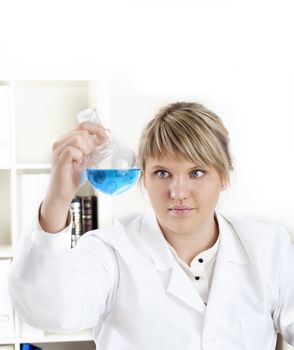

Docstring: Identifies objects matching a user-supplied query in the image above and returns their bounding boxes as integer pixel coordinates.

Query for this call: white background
[0,0,293,233]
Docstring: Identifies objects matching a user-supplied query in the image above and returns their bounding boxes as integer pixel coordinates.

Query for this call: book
[71,195,98,247]
[81,195,98,234]
[91,195,98,231]
[71,196,82,248]
[21,344,43,350]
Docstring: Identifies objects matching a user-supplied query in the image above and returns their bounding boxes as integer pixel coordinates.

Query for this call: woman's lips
[168,206,194,215]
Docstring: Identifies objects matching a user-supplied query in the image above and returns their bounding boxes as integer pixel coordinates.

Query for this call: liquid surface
[87,168,141,195]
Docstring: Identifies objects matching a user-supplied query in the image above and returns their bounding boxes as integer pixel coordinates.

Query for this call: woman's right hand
[40,122,108,233]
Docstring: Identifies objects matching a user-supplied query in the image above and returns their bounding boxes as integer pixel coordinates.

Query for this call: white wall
[1,0,293,235]
[98,0,294,234]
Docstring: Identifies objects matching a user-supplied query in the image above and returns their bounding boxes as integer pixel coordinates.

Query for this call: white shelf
[19,329,93,344]
[14,163,51,170]
[0,79,98,350]
[0,245,13,259]
[0,166,11,170]
[0,338,15,345]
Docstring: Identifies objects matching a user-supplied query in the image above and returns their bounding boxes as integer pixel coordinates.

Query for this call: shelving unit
[0,80,98,350]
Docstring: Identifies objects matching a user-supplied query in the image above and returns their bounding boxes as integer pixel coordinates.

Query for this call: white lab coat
[8,210,294,350]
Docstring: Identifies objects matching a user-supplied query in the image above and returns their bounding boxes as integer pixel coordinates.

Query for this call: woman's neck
[162,217,219,265]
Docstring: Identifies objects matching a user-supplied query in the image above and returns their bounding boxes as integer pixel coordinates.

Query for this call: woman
[8,102,294,349]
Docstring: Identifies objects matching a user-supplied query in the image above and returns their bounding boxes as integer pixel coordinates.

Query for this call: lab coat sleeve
[273,226,294,345]
[8,211,119,333]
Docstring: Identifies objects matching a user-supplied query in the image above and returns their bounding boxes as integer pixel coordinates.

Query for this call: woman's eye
[156,170,169,178]
[191,170,205,178]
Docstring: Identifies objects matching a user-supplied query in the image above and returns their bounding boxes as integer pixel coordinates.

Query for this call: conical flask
[76,108,141,195]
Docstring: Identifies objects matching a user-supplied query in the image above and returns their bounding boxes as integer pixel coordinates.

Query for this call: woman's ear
[220,177,227,191]
[139,171,146,189]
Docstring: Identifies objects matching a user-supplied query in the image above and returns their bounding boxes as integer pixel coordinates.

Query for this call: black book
[81,195,98,234]
[70,196,82,248]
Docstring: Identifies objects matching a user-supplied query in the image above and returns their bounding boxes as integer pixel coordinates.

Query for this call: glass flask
[76,108,141,195]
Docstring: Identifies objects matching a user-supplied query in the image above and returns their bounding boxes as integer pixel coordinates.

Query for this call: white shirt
[167,235,220,304]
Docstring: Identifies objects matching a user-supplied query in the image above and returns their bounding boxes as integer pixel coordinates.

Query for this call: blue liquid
[87,168,141,195]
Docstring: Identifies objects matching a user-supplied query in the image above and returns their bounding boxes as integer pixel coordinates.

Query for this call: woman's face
[143,157,225,238]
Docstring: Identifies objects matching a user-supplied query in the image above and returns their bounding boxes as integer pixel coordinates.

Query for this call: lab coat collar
[140,210,250,270]
[204,212,250,323]
[139,210,206,312]
[139,209,174,271]
[139,210,250,314]
[215,212,250,265]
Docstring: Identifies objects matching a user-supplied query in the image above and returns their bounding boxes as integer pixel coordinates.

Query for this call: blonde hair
[138,102,233,183]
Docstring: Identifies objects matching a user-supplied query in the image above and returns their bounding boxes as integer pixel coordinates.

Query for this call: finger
[79,123,109,147]
[54,126,108,152]
[55,146,84,166]
[81,154,95,168]
[56,124,107,147]
[77,122,108,139]
[53,130,102,159]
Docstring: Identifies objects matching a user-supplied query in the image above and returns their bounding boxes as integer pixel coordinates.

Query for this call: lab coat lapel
[140,210,206,314]
[165,260,206,313]
[204,249,239,324]
[204,213,250,324]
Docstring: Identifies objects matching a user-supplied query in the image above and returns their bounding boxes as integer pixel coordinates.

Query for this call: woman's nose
[169,177,191,200]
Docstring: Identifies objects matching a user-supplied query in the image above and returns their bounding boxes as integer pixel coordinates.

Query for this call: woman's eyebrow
[149,164,206,170]
[149,164,169,170]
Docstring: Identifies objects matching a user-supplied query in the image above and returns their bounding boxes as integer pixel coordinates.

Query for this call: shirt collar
[166,223,220,268]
